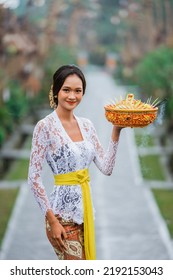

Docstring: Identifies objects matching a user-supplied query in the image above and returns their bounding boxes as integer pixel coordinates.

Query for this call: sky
[0,0,19,8]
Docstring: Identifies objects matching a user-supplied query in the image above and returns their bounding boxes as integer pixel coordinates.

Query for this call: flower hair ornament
[49,85,57,109]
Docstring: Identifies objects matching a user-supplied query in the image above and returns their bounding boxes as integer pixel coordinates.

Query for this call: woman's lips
[66,101,76,105]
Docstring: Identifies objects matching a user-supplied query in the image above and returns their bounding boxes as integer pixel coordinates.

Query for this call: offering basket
[104,94,158,128]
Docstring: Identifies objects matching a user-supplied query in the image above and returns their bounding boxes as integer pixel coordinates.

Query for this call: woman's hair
[49,64,86,108]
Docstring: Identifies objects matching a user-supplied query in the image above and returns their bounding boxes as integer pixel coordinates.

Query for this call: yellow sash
[54,169,96,260]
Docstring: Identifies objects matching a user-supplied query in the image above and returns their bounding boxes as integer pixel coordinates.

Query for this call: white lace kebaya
[28,110,119,224]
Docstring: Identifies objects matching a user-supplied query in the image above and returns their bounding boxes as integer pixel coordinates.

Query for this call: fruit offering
[104,93,158,127]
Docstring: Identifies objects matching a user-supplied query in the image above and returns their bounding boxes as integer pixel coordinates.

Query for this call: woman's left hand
[111,125,125,142]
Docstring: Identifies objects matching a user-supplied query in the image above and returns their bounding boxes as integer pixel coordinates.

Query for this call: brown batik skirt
[46,216,86,260]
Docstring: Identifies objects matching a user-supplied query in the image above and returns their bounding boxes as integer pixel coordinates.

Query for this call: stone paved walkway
[0,68,173,260]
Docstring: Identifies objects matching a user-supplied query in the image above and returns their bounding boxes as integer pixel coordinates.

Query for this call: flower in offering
[104,93,159,128]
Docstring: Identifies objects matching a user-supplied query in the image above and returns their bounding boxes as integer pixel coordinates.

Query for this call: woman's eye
[62,88,82,93]
[63,88,70,93]
[76,89,82,93]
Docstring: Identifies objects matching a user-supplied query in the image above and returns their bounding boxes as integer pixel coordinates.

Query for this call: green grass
[4,159,29,180]
[152,189,173,238]
[2,135,31,181]
[24,136,32,149]
[135,134,154,147]
[0,136,31,246]
[139,155,166,181]
[0,188,19,246]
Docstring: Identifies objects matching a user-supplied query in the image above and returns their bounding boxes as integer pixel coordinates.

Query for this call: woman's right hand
[49,219,67,252]
[46,210,67,252]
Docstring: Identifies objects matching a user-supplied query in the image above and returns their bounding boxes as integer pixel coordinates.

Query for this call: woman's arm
[89,121,122,175]
[28,120,52,215]
[111,125,123,142]
[28,120,67,251]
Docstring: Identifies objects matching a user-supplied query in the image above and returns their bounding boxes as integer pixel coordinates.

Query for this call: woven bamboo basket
[104,94,158,128]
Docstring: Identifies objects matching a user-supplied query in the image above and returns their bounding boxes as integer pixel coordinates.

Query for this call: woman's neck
[55,107,74,122]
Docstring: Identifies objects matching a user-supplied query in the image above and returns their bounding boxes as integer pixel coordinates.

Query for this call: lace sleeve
[90,121,119,175]
[28,120,52,216]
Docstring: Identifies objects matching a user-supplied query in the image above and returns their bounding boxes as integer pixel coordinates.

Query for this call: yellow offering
[104,93,158,128]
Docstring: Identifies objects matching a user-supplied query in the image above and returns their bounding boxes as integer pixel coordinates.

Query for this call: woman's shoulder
[77,116,96,132]
[34,111,54,131]
[78,116,93,126]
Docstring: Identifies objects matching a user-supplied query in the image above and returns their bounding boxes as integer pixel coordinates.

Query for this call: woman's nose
[69,91,76,99]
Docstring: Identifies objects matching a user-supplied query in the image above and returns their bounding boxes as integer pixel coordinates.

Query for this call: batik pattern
[46,217,85,260]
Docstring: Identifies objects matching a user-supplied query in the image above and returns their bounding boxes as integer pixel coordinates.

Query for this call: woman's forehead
[63,74,83,87]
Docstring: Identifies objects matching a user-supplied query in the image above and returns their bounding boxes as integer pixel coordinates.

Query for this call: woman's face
[57,74,83,111]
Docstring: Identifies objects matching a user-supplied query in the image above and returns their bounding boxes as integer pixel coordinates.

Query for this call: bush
[0,106,14,146]
[134,46,173,118]
[0,106,14,133]
[6,80,28,123]
[0,126,5,147]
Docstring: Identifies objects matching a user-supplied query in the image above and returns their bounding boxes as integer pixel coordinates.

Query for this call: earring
[49,85,57,109]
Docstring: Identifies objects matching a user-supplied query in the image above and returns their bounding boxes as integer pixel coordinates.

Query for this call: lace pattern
[28,111,118,224]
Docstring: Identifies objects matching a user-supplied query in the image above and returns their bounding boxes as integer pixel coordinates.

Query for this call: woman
[28,64,122,260]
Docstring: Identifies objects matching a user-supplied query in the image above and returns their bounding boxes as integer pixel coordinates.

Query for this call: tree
[134,46,173,119]
[6,81,28,123]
